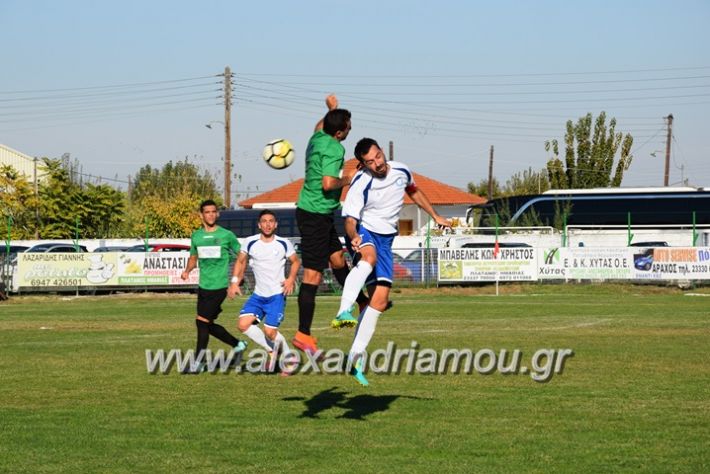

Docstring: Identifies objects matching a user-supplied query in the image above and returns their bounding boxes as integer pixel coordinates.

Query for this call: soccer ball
[263,139,295,170]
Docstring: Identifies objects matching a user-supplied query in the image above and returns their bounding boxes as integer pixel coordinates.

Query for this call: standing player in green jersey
[293,94,370,356]
[180,199,247,373]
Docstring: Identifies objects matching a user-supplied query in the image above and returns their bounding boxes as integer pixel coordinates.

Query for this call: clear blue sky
[1,0,709,202]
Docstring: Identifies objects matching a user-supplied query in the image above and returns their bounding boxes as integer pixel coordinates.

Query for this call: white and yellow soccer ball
[262,139,295,170]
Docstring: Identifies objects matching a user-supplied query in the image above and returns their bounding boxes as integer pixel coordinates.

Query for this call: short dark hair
[200,199,218,212]
[354,138,380,161]
[322,109,351,136]
[258,209,276,221]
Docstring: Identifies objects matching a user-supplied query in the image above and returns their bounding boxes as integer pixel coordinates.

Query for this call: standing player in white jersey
[230,210,300,372]
[334,138,451,386]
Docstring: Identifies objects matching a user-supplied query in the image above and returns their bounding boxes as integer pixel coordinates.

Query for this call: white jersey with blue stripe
[241,234,295,297]
[342,160,414,235]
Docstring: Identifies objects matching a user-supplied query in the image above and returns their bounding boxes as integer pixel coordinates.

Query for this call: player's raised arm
[314,94,339,131]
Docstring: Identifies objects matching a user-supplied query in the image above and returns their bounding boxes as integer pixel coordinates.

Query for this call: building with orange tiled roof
[238,159,485,235]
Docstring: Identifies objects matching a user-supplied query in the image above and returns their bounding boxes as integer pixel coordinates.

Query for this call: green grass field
[1,284,708,473]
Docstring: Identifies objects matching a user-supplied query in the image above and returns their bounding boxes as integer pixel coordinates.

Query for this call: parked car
[93,245,132,252]
[3,244,30,254]
[8,243,88,266]
[125,243,190,252]
[1,245,29,260]
[393,261,413,281]
[629,241,669,247]
[633,248,655,271]
[25,243,89,253]
[1,245,30,270]
[393,250,436,282]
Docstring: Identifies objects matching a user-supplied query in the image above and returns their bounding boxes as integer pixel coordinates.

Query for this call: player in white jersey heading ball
[231,209,301,373]
[334,138,451,386]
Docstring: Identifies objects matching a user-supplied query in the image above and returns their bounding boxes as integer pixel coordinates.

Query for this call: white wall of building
[0,144,46,182]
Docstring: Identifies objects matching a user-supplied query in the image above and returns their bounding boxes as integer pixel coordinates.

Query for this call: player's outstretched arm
[407,187,452,229]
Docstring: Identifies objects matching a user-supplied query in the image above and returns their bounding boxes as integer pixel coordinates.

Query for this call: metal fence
[393,248,439,286]
[0,254,12,298]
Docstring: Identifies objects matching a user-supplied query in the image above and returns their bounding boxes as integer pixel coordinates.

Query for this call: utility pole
[487,145,494,199]
[223,66,232,208]
[388,140,394,161]
[33,157,39,239]
[664,114,673,186]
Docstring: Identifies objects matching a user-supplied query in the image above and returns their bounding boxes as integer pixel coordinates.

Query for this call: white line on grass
[546,318,614,330]
[3,333,164,347]
[386,318,616,333]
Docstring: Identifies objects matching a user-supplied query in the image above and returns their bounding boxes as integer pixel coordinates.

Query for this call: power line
[0,74,218,95]
[234,80,710,97]
[0,90,220,115]
[234,93,665,142]
[291,92,710,106]
[236,73,710,88]
[233,87,667,132]
[0,81,220,103]
[235,65,710,78]
[630,126,667,155]
[233,80,700,120]
[236,91,658,131]
[0,96,218,123]
[0,103,215,133]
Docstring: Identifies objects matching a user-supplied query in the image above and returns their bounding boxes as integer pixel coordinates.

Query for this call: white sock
[275,332,290,353]
[266,331,290,354]
[337,261,373,315]
[349,306,381,360]
[243,325,271,351]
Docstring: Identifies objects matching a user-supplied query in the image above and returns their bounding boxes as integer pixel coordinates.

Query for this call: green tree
[504,167,550,196]
[0,165,39,239]
[74,184,126,238]
[36,158,127,239]
[127,158,222,237]
[127,194,202,238]
[545,112,633,189]
[38,158,78,238]
[130,158,221,203]
[467,167,549,200]
[467,177,501,199]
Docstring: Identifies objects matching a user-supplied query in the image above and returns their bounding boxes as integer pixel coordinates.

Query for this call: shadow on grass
[283,387,428,420]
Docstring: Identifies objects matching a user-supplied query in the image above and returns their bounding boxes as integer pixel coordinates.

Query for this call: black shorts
[296,207,343,272]
[197,287,228,320]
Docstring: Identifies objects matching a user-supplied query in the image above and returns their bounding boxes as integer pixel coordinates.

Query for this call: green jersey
[296,130,345,214]
[189,226,240,290]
